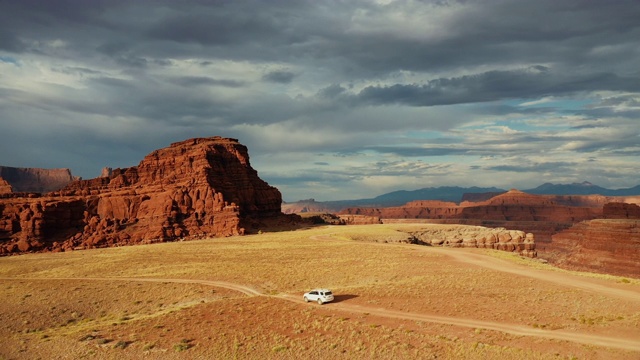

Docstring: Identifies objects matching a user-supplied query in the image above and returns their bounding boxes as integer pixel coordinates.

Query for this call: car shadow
[331,294,359,303]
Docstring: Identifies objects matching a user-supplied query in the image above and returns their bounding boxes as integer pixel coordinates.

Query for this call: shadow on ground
[332,294,359,303]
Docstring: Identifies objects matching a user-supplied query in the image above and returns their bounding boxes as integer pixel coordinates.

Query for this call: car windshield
[324,291,332,296]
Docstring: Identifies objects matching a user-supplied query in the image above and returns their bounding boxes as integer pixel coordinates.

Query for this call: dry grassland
[1,224,639,359]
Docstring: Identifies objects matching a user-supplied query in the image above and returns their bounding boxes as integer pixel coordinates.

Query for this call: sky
[1,0,639,202]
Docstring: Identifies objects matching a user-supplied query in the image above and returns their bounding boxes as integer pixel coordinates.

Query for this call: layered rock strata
[603,202,640,219]
[549,219,640,278]
[0,137,288,254]
[340,190,605,222]
[338,214,382,225]
[408,226,537,258]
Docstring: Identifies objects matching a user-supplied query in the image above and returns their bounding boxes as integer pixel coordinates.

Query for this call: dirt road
[280,294,640,352]
[424,246,640,302]
[3,242,639,352]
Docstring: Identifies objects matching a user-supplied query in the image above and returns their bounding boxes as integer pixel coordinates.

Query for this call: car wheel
[317,298,323,305]
[304,296,309,302]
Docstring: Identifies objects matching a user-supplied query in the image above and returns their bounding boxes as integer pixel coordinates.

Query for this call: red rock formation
[339,190,631,244]
[543,202,640,278]
[0,166,78,193]
[0,137,292,254]
[281,199,350,214]
[0,178,12,194]
[339,190,640,272]
[338,214,382,225]
[340,190,604,223]
[549,219,640,278]
[603,202,640,219]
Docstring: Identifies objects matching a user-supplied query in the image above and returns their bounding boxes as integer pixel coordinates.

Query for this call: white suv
[303,289,334,304]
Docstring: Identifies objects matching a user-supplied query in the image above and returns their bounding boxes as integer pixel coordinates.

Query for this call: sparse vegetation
[173,338,192,352]
[0,224,638,359]
[114,340,129,349]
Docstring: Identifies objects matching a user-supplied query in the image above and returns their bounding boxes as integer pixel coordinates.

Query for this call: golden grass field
[1,224,639,359]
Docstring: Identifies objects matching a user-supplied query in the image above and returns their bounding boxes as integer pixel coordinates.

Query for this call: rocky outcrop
[603,202,640,219]
[0,137,293,254]
[0,178,12,194]
[549,219,640,278]
[408,226,537,258]
[338,214,382,225]
[0,166,78,193]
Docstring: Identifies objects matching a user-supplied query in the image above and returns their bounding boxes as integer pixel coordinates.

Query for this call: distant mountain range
[525,181,640,196]
[282,181,640,213]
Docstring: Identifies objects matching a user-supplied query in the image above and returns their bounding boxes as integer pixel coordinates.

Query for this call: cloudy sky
[1,0,639,201]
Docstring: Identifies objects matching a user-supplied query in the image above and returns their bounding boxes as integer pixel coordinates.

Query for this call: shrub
[114,340,129,349]
[174,339,192,352]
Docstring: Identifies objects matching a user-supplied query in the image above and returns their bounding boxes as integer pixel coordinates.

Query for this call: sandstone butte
[0,166,78,193]
[0,137,292,254]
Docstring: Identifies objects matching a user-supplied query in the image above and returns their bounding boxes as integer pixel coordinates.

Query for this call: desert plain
[1,223,639,359]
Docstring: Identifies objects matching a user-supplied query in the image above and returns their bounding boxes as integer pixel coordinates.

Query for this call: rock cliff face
[549,219,640,278]
[545,201,640,278]
[602,202,640,219]
[0,137,291,254]
[0,166,78,193]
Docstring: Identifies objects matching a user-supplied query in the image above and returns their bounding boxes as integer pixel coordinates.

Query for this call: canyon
[338,191,640,277]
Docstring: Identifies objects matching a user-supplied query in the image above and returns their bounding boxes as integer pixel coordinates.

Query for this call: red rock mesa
[0,137,290,254]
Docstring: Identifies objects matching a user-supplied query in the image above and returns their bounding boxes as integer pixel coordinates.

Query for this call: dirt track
[426,246,640,302]
[6,243,639,352]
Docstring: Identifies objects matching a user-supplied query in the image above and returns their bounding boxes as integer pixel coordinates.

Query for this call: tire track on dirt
[422,246,640,303]
[0,277,262,297]
[279,294,640,352]
[315,234,640,302]
[4,276,639,352]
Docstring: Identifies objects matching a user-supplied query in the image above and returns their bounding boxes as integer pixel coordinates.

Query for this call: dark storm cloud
[145,9,279,46]
[318,84,348,99]
[365,146,469,157]
[1,0,638,74]
[487,162,578,173]
[1,0,640,198]
[61,76,233,122]
[262,70,296,84]
[335,1,640,76]
[168,76,245,88]
[356,68,640,107]
[0,30,24,52]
